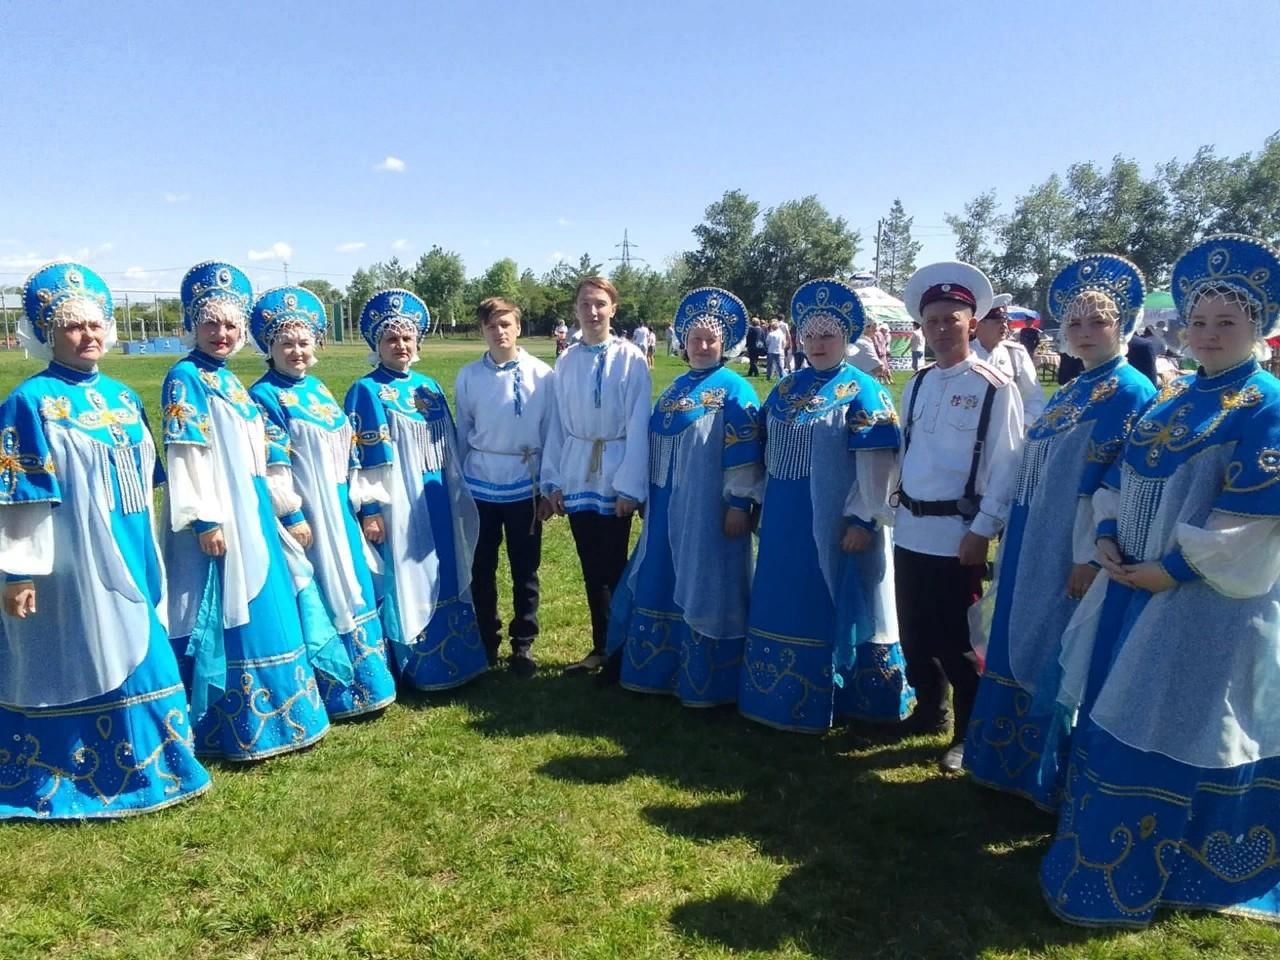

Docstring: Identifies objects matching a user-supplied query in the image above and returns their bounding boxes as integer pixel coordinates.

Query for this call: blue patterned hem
[317,618,397,720]
[964,670,1066,811]
[394,597,489,692]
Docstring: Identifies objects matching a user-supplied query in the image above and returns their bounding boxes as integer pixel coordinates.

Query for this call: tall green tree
[746,195,860,315]
[682,189,760,293]
[945,189,1005,277]
[412,246,466,328]
[344,267,378,323]
[877,198,921,298]
[477,258,521,304]
[1066,156,1173,284]
[994,174,1076,309]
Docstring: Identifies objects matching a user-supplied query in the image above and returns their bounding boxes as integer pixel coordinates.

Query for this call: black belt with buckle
[891,489,978,521]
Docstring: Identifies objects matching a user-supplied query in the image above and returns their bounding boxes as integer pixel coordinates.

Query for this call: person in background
[974,294,1046,427]
[454,297,555,676]
[608,287,762,706]
[541,276,651,672]
[894,261,1024,773]
[746,317,765,377]
[910,321,926,370]
[765,319,786,380]
[554,319,569,357]
[0,262,210,819]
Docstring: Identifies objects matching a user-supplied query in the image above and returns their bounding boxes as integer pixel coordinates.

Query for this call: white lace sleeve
[266,464,304,518]
[1071,497,1096,565]
[843,448,898,527]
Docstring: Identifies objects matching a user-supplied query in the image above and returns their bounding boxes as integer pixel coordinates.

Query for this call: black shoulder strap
[963,380,998,505]
[901,365,932,454]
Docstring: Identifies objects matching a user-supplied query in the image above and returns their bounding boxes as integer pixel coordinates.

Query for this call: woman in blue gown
[248,286,396,719]
[0,262,209,818]
[606,287,762,706]
[739,278,914,733]
[344,289,488,691]
[1040,234,1280,926]
[163,262,333,761]
[963,256,1155,809]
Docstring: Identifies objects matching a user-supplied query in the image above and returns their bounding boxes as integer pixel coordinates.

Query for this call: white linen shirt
[973,338,1046,426]
[454,348,555,503]
[894,355,1025,557]
[541,336,651,513]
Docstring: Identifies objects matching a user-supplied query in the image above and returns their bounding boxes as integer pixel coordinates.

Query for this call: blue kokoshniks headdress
[1172,234,1280,339]
[359,288,432,350]
[790,278,867,343]
[20,261,116,361]
[1047,254,1146,337]
[250,285,327,354]
[672,286,749,355]
[180,261,252,333]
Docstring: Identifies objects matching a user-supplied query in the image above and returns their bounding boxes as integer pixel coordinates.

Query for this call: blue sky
[2,0,1277,295]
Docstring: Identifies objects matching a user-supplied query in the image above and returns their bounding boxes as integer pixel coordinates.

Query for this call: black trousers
[746,348,761,377]
[567,510,633,655]
[471,498,542,659]
[893,546,985,744]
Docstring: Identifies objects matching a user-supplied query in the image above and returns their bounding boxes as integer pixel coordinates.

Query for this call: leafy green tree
[877,198,921,298]
[746,195,860,315]
[946,189,1005,277]
[478,258,521,304]
[1066,157,1172,284]
[412,246,466,328]
[994,174,1075,309]
[682,189,760,294]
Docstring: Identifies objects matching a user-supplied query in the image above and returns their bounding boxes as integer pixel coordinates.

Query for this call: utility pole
[873,218,884,283]
[282,261,290,284]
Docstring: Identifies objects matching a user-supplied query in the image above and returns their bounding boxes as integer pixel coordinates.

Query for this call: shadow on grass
[467,670,1104,959]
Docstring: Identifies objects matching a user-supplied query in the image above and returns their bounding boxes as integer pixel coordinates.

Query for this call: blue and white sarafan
[1172,233,1280,339]
[672,286,749,355]
[358,288,432,350]
[180,261,252,332]
[249,285,328,354]
[1047,254,1146,338]
[22,261,113,345]
[790,278,867,343]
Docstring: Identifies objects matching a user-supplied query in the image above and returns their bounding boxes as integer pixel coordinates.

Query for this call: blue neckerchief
[486,352,523,417]
[583,339,610,408]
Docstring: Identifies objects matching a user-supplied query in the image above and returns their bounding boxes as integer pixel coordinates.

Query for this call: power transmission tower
[873,219,884,282]
[610,229,647,268]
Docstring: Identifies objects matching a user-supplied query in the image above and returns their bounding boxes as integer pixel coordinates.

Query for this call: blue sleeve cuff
[1096,518,1118,541]
[191,519,220,534]
[280,509,306,529]
[358,502,382,520]
[5,574,33,584]
[725,495,752,511]
[1160,548,1201,583]
[845,515,878,532]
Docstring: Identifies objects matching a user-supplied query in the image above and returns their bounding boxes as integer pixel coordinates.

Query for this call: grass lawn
[0,340,1275,959]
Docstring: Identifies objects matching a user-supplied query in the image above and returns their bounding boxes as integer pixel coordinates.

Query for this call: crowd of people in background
[5,233,1280,933]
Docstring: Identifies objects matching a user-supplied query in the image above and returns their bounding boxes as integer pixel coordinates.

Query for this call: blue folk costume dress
[0,263,209,818]
[964,256,1156,809]
[163,263,336,761]
[739,279,914,733]
[344,289,487,691]
[248,287,396,719]
[606,288,763,705]
[1038,235,1280,927]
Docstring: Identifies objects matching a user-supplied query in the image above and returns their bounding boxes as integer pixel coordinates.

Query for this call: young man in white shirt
[455,298,555,676]
[764,320,786,379]
[895,262,1025,773]
[542,277,652,672]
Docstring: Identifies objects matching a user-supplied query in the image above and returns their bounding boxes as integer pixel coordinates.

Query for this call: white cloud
[0,242,114,274]
[547,251,567,263]
[375,156,406,173]
[247,241,293,262]
[163,192,190,204]
[557,217,572,227]
[336,241,367,253]
[124,266,148,279]
[391,239,409,251]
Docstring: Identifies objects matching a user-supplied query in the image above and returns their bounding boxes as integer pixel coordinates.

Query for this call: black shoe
[897,710,953,737]
[509,650,537,678]
[939,742,965,774]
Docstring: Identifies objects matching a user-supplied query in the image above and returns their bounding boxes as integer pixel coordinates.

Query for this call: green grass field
[1,341,1276,959]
